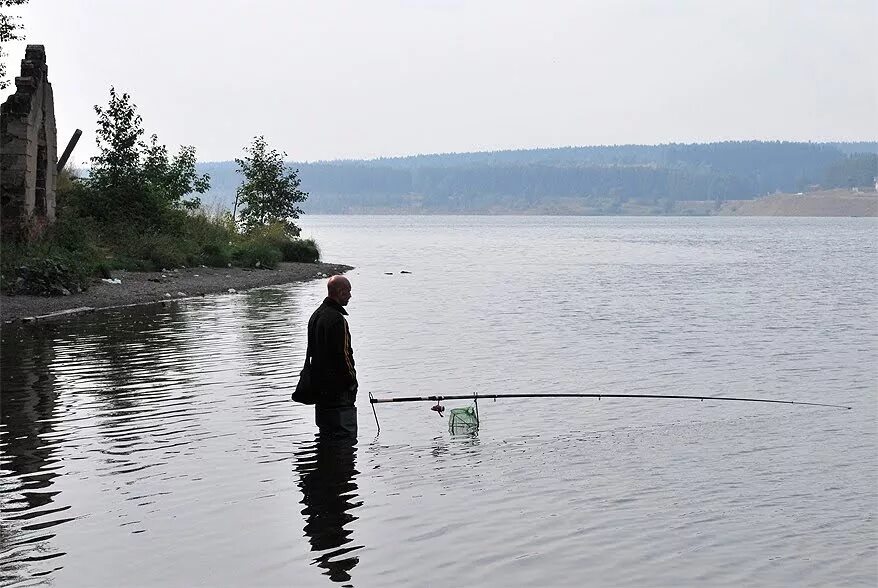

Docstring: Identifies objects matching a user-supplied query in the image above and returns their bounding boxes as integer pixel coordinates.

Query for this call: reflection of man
[295,436,362,584]
[308,275,358,438]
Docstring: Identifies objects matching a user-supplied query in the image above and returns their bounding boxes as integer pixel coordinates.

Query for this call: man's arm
[328,316,357,389]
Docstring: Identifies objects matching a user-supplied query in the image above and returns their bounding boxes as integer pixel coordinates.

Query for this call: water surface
[2,216,876,586]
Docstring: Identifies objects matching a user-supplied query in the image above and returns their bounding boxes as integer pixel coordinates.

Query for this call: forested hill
[199,141,878,214]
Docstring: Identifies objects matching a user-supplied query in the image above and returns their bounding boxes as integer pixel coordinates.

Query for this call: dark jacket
[307,298,357,407]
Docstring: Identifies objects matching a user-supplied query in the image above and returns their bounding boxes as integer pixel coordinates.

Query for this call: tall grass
[2,195,321,295]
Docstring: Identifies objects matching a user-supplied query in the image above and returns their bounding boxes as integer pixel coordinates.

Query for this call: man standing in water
[308,275,358,438]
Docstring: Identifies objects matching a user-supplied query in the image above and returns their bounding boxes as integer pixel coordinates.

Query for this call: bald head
[327,275,352,306]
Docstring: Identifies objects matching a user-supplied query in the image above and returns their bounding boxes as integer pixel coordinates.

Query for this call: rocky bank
[1,261,353,323]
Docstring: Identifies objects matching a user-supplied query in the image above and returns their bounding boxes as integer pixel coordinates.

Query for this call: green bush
[201,242,234,268]
[279,238,320,263]
[98,228,189,271]
[232,240,282,269]
[0,200,100,295]
[185,210,234,252]
[1,249,96,296]
[241,222,320,263]
[144,233,192,269]
[104,255,154,272]
[92,207,240,271]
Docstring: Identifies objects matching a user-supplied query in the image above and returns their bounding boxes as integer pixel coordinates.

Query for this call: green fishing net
[448,406,479,433]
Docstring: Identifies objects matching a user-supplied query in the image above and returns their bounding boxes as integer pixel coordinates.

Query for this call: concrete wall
[1,45,58,243]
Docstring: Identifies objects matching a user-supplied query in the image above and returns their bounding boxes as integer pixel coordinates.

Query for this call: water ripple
[2,216,876,587]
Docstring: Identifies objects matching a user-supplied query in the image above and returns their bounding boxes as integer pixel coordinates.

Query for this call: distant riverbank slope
[719,189,878,217]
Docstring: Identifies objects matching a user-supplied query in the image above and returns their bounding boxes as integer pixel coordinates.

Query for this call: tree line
[199,141,878,213]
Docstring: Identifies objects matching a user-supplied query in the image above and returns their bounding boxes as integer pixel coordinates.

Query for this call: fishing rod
[367,392,852,434]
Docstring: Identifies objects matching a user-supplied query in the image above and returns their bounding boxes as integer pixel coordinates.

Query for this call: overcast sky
[2,0,876,164]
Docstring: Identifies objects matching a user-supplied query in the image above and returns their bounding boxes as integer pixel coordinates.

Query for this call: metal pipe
[57,129,82,172]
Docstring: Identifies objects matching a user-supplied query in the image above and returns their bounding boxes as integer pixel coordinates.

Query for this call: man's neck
[324,297,348,313]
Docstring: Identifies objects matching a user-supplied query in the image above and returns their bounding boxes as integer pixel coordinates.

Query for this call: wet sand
[1,261,352,323]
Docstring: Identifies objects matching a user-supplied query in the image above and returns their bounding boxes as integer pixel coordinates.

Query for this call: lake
[2,215,876,587]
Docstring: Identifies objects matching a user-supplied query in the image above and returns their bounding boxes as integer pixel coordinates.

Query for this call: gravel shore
[1,261,353,323]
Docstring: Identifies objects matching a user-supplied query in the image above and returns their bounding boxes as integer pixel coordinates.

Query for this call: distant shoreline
[1,262,352,324]
[346,190,878,217]
[718,189,877,217]
[291,190,878,217]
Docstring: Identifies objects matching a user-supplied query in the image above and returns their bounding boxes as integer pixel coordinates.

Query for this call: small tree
[0,0,28,90]
[88,87,145,214]
[143,136,209,211]
[86,87,209,227]
[89,86,146,195]
[235,136,308,235]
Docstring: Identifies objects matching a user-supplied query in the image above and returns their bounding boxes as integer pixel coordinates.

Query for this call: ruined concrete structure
[1,45,58,243]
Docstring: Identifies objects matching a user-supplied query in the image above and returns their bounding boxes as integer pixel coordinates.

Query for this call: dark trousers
[315,405,358,440]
